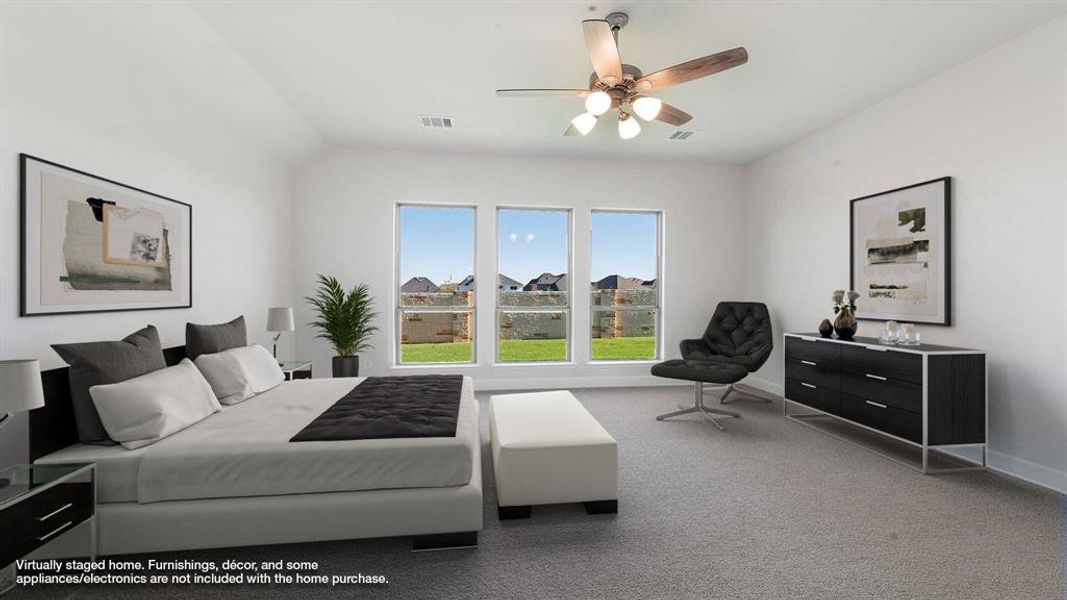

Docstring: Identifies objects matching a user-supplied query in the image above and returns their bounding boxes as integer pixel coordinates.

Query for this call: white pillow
[194,344,285,405]
[89,359,222,450]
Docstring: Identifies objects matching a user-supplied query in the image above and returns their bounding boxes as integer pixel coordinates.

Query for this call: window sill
[492,361,576,368]
[392,363,476,369]
[588,359,660,366]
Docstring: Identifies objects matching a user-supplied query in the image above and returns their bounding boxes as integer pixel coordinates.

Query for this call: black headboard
[30,346,188,461]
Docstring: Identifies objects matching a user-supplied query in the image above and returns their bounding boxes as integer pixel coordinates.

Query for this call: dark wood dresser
[783,333,986,473]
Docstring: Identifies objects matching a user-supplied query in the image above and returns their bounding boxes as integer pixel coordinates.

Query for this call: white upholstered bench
[489,390,618,520]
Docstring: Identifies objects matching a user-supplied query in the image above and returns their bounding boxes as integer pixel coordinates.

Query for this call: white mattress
[37,376,478,504]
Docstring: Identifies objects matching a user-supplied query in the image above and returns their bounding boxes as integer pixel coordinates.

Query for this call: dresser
[783,333,986,473]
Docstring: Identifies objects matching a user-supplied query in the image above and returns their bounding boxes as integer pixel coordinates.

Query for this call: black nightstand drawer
[840,344,922,384]
[785,337,840,369]
[839,393,921,443]
[785,378,841,414]
[840,370,922,413]
[0,482,93,566]
[785,358,840,391]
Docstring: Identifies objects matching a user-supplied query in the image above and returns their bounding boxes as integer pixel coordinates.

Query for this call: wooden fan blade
[496,88,591,97]
[582,20,623,85]
[562,123,579,136]
[655,102,693,126]
[634,47,748,92]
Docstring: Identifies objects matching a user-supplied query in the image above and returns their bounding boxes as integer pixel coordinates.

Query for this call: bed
[30,346,483,556]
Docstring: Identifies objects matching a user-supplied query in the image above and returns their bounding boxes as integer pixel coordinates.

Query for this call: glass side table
[279,360,313,381]
[0,463,96,592]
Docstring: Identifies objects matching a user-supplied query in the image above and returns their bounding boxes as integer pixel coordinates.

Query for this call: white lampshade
[632,96,662,121]
[584,91,612,116]
[571,112,598,136]
[0,360,45,415]
[266,307,295,332]
[618,114,641,139]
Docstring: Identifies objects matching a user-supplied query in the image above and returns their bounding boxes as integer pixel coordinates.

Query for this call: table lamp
[0,359,45,487]
[266,307,295,358]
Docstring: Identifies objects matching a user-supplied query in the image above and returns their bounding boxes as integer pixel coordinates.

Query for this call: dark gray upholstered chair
[679,301,773,404]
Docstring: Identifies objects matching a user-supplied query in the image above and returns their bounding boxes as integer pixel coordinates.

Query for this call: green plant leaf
[305,274,379,358]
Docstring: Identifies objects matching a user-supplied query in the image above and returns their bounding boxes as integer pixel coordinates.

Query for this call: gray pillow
[185,316,247,360]
[52,325,167,445]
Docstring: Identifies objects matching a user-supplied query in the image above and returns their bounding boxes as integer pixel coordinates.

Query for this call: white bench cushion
[489,391,617,507]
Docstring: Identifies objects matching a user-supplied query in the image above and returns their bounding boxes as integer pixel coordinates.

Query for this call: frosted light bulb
[632,96,663,121]
[585,91,612,116]
[571,112,597,136]
[618,115,641,139]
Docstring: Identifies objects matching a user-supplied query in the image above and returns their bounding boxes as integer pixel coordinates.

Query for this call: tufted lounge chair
[679,302,774,404]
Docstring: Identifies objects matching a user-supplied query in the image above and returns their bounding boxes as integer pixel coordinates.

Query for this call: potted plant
[832,289,860,340]
[306,274,379,377]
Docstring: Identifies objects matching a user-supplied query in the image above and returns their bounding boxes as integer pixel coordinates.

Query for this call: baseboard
[741,376,783,397]
[986,451,1067,496]
[474,376,687,392]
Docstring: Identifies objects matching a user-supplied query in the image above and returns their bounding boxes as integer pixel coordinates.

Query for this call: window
[396,205,475,364]
[496,208,571,363]
[590,210,661,361]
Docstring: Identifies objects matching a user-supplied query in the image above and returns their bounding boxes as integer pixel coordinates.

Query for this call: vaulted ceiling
[4,2,1064,165]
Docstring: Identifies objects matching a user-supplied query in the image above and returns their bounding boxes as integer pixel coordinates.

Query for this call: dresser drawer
[840,370,921,413]
[840,344,922,384]
[784,336,841,368]
[839,394,921,443]
[785,378,841,414]
[785,358,840,391]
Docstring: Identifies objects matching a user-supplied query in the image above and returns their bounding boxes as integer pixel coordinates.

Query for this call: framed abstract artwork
[20,154,192,316]
[849,177,951,326]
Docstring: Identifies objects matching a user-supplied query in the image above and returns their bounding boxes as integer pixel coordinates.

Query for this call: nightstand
[279,360,313,381]
[0,463,95,570]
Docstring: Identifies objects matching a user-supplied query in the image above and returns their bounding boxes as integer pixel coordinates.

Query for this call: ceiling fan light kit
[496,12,748,141]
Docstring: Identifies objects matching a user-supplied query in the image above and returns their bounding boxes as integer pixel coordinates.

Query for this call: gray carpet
[11,386,1065,599]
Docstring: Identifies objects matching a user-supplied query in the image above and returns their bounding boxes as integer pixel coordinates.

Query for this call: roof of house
[524,272,567,291]
[400,276,440,293]
[458,274,522,289]
[592,275,646,290]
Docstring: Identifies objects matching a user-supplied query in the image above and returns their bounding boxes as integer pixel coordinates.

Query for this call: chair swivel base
[657,382,740,431]
[717,383,773,405]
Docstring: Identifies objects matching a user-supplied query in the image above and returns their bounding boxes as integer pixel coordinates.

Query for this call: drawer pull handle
[865,373,888,381]
[865,401,888,409]
[800,382,817,389]
[38,503,73,522]
[37,521,73,542]
[801,360,817,366]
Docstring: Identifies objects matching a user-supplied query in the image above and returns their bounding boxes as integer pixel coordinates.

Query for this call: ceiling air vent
[668,130,699,141]
[419,115,454,129]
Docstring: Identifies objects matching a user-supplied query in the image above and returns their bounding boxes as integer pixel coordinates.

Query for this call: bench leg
[411,531,478,551]
[657,383,740,430]
[584,500,618,515]
[498,505,532,520]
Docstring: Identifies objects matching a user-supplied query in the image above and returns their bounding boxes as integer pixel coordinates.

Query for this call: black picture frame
[20,154,193,316]
[849,176,951,326]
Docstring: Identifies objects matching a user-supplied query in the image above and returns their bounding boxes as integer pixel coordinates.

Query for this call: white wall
[293,148,746,389]
[741,17,1067,492]
[0,8,299,463]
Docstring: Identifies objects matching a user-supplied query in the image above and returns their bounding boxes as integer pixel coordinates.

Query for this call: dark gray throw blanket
[290,375,463,442]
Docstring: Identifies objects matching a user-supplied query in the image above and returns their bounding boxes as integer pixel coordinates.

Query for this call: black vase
[332,355,360,377]
[833,309,858,340]
[818,319,834,338]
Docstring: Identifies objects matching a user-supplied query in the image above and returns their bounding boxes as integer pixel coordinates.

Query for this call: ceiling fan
[496,12,748,140]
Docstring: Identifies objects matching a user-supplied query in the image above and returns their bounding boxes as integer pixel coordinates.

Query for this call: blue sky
[399,206,658,286]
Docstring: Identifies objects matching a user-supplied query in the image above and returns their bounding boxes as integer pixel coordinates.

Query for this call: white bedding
[36,442,147,503]
[37,376,478,504]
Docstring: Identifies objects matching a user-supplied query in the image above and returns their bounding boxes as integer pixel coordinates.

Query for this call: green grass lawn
[400,337,655,363]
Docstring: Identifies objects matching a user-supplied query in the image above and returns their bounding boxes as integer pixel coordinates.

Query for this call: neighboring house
[458,274,523,292]
[400,276,440,293]
[641,279,656,288]
[592,275,646,290]
[524,272,567,292]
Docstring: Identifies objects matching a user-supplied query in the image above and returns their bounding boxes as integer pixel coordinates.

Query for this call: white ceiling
[190,1,1064,164]
[4,2,1064,166]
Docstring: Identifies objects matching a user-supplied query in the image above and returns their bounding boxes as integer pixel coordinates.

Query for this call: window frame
[588,208,663,363]
[494,206,574,365]
[394,202,478,367]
